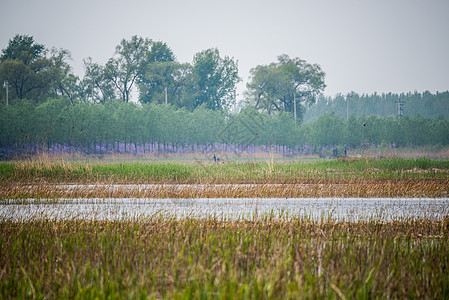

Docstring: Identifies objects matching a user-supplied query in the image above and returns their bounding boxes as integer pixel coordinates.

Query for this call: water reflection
[1,198,448,222]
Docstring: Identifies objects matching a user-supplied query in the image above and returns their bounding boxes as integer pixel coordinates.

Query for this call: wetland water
[2,197,448,222]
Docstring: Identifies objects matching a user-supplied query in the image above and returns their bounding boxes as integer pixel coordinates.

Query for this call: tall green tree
[246,54,325,122]
[46,48,82,102]
[148,41,176,63]
[104,36,152,103]
[137,42,192,106]
[138,62,191,106]
[311,112,346,146]
[0,34,79,102]
[0,35,48,101]
[82,57,116,103]
[186,48,240,111]
[0,34,44,64]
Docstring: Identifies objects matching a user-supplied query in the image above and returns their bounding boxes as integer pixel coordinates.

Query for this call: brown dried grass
[2,178,448,199]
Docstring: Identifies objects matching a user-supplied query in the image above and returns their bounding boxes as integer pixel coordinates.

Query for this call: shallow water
[1,198,448,222]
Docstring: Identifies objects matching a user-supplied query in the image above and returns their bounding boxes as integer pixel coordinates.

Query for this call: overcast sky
[1,0,448,101]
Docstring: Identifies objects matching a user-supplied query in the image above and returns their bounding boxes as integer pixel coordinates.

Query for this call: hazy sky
[1,0,448,101]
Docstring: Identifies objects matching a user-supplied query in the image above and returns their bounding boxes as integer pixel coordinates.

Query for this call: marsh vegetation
[1,157,448,298]
[1,158,448,199]
[1,216,448,299]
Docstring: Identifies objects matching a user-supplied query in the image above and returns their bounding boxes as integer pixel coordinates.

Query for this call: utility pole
[3,80,8,106]
[346,94,349,120]
[232,89,239,114]
[395,98,405,118]
[165,87,168,105]
[91,79,94,102]
[293,92,297,123]
[293,83,298,123]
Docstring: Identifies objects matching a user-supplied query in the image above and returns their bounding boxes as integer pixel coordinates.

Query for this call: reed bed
[1,158,449,185]
[1,158,448,199]
[2,158,448,298]
[1,216,448,299]
[1,178,448,200]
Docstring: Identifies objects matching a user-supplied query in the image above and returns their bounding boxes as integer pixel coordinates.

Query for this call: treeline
[0,34,326,120]
[2,34,448,159]
[0,34,240,111]
[1,98,448,158]
[304,91,449,121]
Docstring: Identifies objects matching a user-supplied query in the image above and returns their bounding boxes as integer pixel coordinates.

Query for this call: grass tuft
[1,217,448,298]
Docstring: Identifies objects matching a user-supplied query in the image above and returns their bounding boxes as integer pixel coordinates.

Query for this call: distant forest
[304,91,449,122]
[1,34,448,158]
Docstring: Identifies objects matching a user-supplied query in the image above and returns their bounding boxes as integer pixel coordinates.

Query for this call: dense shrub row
[1,98,448,157]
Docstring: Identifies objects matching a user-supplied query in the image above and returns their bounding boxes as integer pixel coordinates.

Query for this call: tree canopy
[0,35,241,111]
[2,33,449,158]
[103,36,153,103]
[187,48,240,111]
[1,98,448,160]
[246,54,326,122]
[304,91,449,122]
[0,34,77,102]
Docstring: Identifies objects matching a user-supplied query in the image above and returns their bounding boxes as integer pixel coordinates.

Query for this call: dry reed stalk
[1,179,448,199]
[1,218,448,298]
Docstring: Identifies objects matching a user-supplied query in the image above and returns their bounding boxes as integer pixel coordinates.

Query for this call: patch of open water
[1,198,448,222]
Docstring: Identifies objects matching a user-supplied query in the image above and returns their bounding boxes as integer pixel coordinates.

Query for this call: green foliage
[104,35,153,103]
[0,34,79,102]
[0,34,45,64]
[311,112,346,146]
[81,57,116,103]
[1,34,448,150]
[306,112,449,147]
[246,54,326,121]
[0,98,448,153]
[187,48,240,111]
[0,34,240,110]
[305,91,449,121]
[1,218,448,298]
[2,158,448,184]
[138,61,191,107]
[81,39,239,110]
